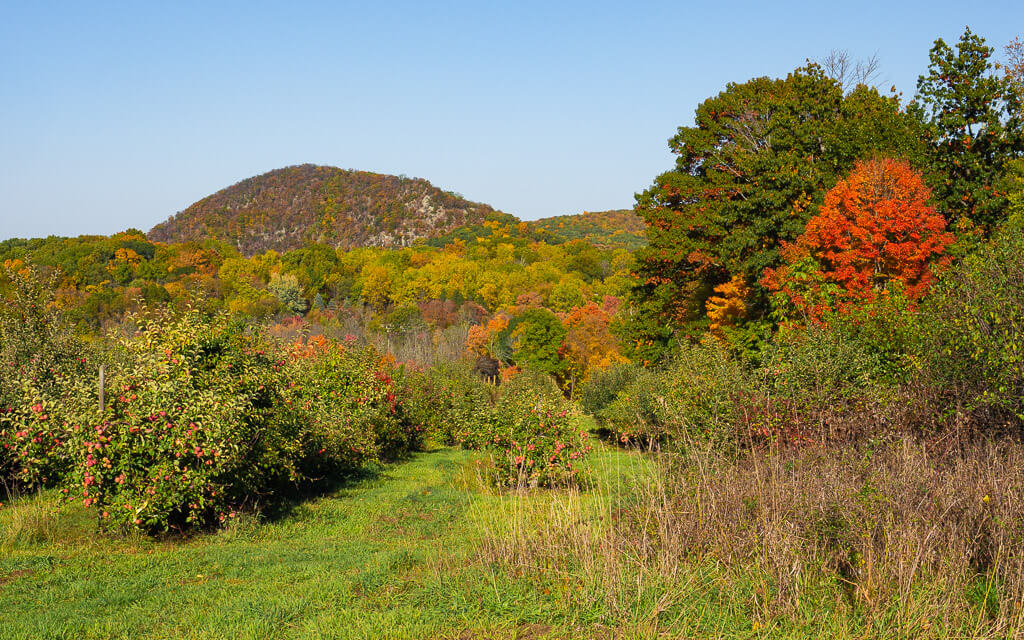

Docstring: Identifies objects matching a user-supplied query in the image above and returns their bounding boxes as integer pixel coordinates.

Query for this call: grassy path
[1,444,868,640]
[1,448,592,640]
[4,430,1013,640]
[0,442,946,638]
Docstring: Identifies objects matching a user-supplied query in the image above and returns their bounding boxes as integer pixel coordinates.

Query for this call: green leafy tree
[268,272,307,314]
[631,64,927,355]
[499,308,567,376]
[281,243,341,294]
[913,27,1024,230]
[919,208,1024,424]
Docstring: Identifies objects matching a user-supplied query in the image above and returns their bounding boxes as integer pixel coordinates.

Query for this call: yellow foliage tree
[705,275,749,338]
[360,264,392,309]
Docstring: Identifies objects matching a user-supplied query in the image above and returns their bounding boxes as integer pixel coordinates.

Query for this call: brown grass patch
[481,439,1024,636]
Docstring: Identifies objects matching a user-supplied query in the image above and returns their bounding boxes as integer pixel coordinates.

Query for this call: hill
[531,209,646,250]
[148,164,496,255]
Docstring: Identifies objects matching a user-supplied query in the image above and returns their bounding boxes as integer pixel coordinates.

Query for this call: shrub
[917,216,1024,430]
[31,312,428,535]
[1,372,95,489]
[289,337,422,466]
[577,362,639,419]
[818,288,924,386]
[658,337,746,447]
[593,365,666,445]
[409,360,494,448]
[494,368,568,424]
[391,364,438,443]
[484,369,589,488]
[746,323,898,444]
[393,359,591,488]
[596,338,744,448]
[59,309,306,533]
[0,262,89,390]
[0,262,94,490]
[483,405,588,488]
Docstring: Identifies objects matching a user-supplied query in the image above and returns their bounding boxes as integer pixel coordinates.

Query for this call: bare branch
[1004,37,1024,92]
[819,49,882,93]
[853,52,881,89]
[822,50,852,88]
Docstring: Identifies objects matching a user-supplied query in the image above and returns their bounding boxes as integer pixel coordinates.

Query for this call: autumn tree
[705,275,750,338]
[108,247,142,284]
[561,298,627,393]
[465,313,509,357]
[548,276,588,312]
[418,298,460,328]
[631,64,927,356]
[359,264,392,309]
[763,158,954,321]
[913,27,1024,229]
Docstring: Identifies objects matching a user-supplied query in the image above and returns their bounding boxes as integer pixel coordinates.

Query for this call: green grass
[3,450,482,638]
[0,444,730,640]
[1,441,999,639]
[2,448,639,640]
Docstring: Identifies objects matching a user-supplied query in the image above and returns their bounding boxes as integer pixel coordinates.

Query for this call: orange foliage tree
[705,275,750,338]
[465,313,509,357]
[561,297,627,388]
[763,157,954,320]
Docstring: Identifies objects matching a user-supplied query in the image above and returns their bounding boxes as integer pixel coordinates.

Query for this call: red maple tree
[764,157,954,318]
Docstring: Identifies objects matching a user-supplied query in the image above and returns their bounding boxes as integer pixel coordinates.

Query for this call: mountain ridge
[148,164,497,256]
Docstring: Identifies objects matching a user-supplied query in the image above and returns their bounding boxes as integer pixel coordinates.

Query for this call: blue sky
[1,1,1022,240]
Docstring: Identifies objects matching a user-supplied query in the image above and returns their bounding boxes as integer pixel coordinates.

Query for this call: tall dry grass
[0,490,62,549]
[479,440,1024,636]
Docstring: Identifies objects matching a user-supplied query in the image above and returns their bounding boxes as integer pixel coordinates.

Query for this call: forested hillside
[531,209,646,250]
[0,212,634,342]
[148,164,496,255]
